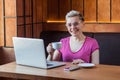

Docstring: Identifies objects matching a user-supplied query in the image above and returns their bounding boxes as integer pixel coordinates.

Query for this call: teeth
[71,29,79,34]
[72,30,78,32]
[70,28,79,33]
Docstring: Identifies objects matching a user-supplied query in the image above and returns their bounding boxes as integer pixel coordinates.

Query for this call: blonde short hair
[65,10,84,21]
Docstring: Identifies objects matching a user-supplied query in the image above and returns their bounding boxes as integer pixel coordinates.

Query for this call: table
[0,62,119,80]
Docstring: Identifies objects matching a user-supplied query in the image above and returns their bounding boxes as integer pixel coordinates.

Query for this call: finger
[78,60,84,64]
[72,60,79,64]
[49,43,52,46]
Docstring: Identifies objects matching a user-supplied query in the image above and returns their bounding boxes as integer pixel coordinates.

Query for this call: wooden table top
[0,62,120,80]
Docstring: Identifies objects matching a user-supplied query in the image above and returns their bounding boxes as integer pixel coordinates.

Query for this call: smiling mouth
[71,29,79,33]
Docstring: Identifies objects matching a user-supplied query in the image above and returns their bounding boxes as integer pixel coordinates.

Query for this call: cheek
[67,28,72,34]
[67,28,71,33]
[67,27,70,31]
[76,25,82,30]
[78,27,82,30]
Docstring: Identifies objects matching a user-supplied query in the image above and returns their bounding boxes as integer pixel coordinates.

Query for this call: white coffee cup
[52,42,62,50]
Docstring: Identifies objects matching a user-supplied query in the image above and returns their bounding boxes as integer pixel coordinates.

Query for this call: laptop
[12,37,66,69]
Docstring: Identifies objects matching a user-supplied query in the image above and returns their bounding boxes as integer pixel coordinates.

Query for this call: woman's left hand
[72,59,84,64]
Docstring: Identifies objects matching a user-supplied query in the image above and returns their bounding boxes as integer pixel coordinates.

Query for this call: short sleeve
[91,39,99,53]
[58,37,69,54]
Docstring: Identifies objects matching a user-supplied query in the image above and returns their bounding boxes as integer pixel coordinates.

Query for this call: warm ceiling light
[47,20,65,23]
[111,21,120,23]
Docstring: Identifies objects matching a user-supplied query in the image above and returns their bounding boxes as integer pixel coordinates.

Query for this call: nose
[71,24,76,29]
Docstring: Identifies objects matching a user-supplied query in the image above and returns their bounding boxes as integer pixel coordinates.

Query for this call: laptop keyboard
[47,61,57,66]
[47,63,53,66]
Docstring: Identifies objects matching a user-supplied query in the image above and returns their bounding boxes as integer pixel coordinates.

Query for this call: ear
[81,22,85,27]
[80,22,85,30]
[82,21,85,25]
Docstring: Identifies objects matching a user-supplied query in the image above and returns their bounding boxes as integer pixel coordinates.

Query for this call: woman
[47,10,99,64]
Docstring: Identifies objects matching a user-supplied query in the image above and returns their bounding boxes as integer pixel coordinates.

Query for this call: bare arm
[47,50,61,61]
[46,43,61,61]
[91,49,99,64]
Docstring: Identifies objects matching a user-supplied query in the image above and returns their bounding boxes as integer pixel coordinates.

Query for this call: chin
[72,31,78,34]
[69,31,79,36]
[71,33,78,37]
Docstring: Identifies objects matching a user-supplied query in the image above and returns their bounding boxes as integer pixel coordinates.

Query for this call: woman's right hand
[47,43,61,61]
[46,43,54,55]
[72,59,84,64]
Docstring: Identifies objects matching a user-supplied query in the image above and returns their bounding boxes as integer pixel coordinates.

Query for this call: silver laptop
[12,37,65,69]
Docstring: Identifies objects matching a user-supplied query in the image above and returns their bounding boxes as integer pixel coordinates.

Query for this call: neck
[71,33,86,41]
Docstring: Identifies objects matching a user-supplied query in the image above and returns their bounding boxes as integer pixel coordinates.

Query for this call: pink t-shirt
[59,36,99,63]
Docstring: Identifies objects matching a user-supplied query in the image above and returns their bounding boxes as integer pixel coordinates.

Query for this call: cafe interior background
[0,0,120,71]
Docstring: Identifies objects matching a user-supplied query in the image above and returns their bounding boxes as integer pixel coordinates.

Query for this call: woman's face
[66,16,84,37]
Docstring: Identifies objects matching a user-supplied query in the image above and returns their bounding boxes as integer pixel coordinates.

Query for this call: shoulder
[85,36,99,45]
[85,36,99,47]
[86,36,97,42]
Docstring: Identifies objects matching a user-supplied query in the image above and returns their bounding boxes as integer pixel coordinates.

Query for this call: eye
[73,22,79,26]
[68,23,72,27]
[66,23,71,27]
[66,22,80,27]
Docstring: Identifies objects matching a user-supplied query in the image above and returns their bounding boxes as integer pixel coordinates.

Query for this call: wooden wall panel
[16,0,43,39]
[42,0,47,22]
[17,0,24,27]
[17,17,24,25]
[43,23,67,31]
[98,0,110,22]
[17,0,23,16]
[26,25,32,38]
[25,0,31,16]
[17,26,25,37]
[25,0,36,25]
[72,0,84,15]
[5,18,17,46]
[31,0,43,23]
[43,23,120,32]
[33,24,42,38]
[36,0,43,22]
[94,24,120,32]
[17,24,42,39]
[111,0,120,22]
[4,0,17,47]
[5,0,16,16]
[84,0,96,22]
[59,0,71,20]
[33,0,37,23]
[42,23,94,32]
[0,0,4,46]
[43,0,120,32]
[26,17,32,24]
[47,0,59,20]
